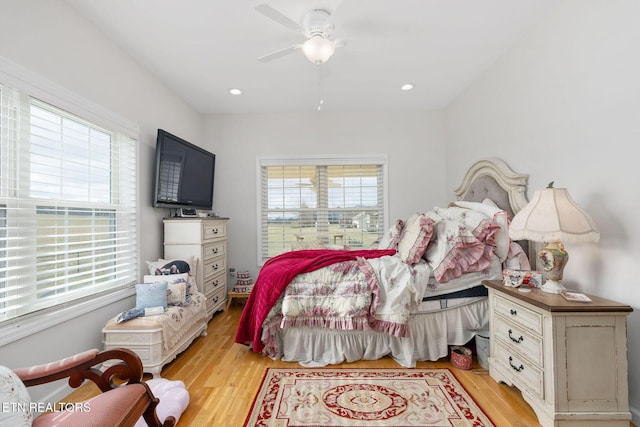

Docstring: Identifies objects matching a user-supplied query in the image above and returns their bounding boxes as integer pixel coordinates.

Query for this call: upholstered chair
[7,348,175,427]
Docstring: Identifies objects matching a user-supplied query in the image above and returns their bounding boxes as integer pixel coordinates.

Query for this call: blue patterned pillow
[135,282,168,310]
[116,308,146,323]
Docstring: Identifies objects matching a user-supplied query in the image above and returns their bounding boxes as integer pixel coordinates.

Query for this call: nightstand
[483,280,632,427]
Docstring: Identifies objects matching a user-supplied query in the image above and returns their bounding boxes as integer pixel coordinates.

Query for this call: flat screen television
[152,129,216,210]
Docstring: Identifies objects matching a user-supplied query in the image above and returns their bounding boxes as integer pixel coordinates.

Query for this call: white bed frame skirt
[267,298,488,368]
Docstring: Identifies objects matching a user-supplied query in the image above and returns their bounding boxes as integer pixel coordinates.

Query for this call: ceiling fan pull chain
[317,65,324,111]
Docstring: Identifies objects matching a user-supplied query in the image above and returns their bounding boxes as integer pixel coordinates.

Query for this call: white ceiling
[66,0,558,115]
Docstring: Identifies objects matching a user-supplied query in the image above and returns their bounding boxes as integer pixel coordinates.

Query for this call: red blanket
[234,249,396,353]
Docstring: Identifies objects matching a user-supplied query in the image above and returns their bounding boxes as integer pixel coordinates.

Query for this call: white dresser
[483,280,632,427]
[164,217,228,317]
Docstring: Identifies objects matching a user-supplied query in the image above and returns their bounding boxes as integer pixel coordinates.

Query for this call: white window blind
[258,155,388,264]
[0,82,138,323]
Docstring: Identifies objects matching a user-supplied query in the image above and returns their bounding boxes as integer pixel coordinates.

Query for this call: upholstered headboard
[454,158,533,263]
[454,158,528,220]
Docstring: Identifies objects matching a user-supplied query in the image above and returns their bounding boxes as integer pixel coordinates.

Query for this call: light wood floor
[63,302,631,426]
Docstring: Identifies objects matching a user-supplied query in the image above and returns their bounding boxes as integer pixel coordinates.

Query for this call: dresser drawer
[203,222,226,241]
[203,241,225,262]
[206,285,226,313]
[494,339,544,400]
[494,316,543,366]
[494,294,542,335]
[203,256,226,279]
[203,271,225,297]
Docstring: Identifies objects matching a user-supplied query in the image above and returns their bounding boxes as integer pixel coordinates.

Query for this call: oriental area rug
[243,368,494,426]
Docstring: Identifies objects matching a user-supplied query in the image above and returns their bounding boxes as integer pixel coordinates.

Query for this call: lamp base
[538,241,569,294]
[541,279,566,294]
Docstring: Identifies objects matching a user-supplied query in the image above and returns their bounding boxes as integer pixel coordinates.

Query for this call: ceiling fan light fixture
[302,35,336,64]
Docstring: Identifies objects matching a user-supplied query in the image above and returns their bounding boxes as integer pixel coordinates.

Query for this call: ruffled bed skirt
[266,297,488,367]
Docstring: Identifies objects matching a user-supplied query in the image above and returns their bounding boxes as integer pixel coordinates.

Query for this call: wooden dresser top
[483,280,633,313]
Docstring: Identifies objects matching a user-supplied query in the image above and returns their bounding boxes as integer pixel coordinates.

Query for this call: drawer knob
[508,329,524,344]
[510,309,517,316]
[213,280,219,287]
[212,264,219,271]
[211,228,219,234]
[508,356,524,372]
[212,248,218,254]
[213,296,219,303]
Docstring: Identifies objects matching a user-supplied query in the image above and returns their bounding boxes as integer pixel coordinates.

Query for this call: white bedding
[423,257,502,298]
[260,252,499,364]
[251,190,518,366]
[269,298,488,367]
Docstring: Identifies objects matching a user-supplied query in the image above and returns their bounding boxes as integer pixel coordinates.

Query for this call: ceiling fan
[255,3,345,64]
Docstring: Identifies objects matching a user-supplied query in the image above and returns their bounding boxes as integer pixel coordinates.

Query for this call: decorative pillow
[377,219,405,249]
[116,308,145,323]
[146,258,193,276]
[116,306,165,323]
[482,198,499,207]
[166,282,188,305]
[453,200,509,261]
[135,282,168,310]
[0,365,33,427]
[146,256,198,290]
[143,273,188,285]
[396,213,434,265]
[143,273,191,306]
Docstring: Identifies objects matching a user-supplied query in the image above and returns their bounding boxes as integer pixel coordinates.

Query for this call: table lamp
[509,182,600,294]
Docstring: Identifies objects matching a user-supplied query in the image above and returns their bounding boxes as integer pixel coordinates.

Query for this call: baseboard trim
[630,404,639,426]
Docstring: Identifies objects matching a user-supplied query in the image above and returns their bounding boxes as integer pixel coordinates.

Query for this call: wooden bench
[227,291,251,310]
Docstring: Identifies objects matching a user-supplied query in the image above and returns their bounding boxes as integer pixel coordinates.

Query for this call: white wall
[203,111,447,280]
[0,0,202,402]
[3,0,639,421]
[444,0,640,420]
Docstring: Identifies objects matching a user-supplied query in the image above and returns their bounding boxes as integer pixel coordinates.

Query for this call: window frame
[256,154,389,265]
[0,57,139,345]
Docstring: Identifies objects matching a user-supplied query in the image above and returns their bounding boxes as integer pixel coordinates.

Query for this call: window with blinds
[258,156,388,264]
[0,83,138,322]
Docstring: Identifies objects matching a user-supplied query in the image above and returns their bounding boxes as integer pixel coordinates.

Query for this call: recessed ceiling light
[229,88,242,95]
[400,83,414,91]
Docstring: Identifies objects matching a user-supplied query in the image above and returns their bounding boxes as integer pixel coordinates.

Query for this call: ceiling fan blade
[255,4,304,33]
[258,44,302,62]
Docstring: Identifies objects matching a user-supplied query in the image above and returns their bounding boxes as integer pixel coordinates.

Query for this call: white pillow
[144,273,191,305]
[146,257,197,281]
[377,219,405,250]
[396,213,434,265]
[453,200,509,261]
[145,257,198,293]
[166,282,188,305]
[0,365,33,426]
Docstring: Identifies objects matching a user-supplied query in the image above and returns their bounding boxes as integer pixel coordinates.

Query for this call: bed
[235,158,531,367]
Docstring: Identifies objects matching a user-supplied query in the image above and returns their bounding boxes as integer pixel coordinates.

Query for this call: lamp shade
[302,36,336,64]
[509,187,600,243]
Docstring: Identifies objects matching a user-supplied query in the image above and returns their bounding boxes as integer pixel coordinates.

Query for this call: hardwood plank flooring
[62,303,632,426]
